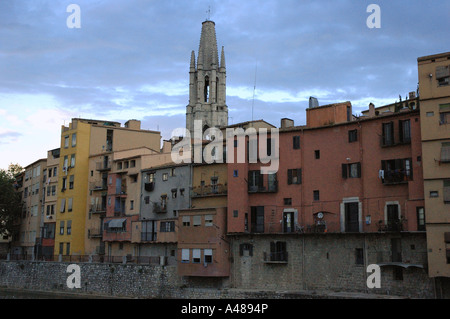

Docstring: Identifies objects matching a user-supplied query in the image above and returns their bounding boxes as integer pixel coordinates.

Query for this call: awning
[377,262,425,269]
[107,218,126,228]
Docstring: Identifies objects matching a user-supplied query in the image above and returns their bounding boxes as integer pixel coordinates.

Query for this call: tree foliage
[0,168,22,237]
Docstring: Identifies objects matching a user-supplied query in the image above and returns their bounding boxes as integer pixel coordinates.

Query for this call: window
[287,169,302,184]
[240,243,253,256]
[315,150,320,159]
[68,198,73,212]
[233,210,238,218]
[233,170,238,177]
[251,206,264,233]
[313,190,320,201]
[440,104,450,124]
[130,174,138,183]
[59,243,64,255]
[180,188,185,196]
[117,162,122,170]
[182,216,190,226]
[426,111,434,117]
[441,142,450,163]
[130,200,134,210]
[192,249,201,263]
[211,176,218,193]
[70,154,76,168]
[162,173,168,181]
[144,196,149,204]
[416,207,425,231]
[399,120,411,143]
[444,180,450,204]
[269,241,287,262]
[60,221,65,235]
[430,191,439,198]
[342,162,361,178]
[160,221,175,232]
[348,129,357,143]
[355,248,364,265]
[205,215,213,227]
[248,170,263,192]
[67,220,72,235]
[204,249,213,263]
[293,136,300,149]
[193,215,202,227]
[436,65,450,86]
[66,243,70,255]
[284,198,292,205]
[124,161,129,169]
[382,122,394,146]
[181,249,190,263]
[130,160,136,168]
[60,198,66,213]
[71,133,77,147]
[69,175,74,189]
[64,136,69,148]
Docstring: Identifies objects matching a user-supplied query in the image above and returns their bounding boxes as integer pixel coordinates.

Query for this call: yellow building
[55,118,161,257]
[418,52,450,290]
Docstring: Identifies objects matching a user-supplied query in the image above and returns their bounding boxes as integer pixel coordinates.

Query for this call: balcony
[90,182,108,191]
[248,181,278,193]
[377,219,406,232]
[89,228,103,238]
[90,204,106,214]
[191,184,227,197]
[153,203,167,214]
[96,161,111,171]
[144,182,155,192]
[382,170,412,185]
[141,232,157,242]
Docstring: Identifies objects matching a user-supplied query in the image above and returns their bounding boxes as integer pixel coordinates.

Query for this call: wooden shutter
[287,169,293,184]
[342,164,348,179]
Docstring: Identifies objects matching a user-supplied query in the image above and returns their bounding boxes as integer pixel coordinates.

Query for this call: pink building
[227,101,424,239]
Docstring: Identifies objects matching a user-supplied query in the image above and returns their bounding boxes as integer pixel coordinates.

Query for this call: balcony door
[345,202,359,232]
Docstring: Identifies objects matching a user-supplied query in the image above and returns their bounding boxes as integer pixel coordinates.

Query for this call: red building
[227,100,424,238]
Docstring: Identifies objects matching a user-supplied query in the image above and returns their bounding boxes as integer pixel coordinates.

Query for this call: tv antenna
[251,62,258,122]
[206,6,211,21]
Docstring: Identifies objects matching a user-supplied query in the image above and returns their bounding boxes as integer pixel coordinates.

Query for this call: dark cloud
[0,0,448,143]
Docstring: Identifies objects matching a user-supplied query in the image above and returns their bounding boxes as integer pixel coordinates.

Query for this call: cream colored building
[11,158,47,257]
[418,52,450,288]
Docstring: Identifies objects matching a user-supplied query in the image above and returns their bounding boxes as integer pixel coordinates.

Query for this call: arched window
[204,76,210,102]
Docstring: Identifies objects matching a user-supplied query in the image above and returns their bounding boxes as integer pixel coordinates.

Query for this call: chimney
[124,120,141,130]
[368,103,376,117]
[281,118,294,129]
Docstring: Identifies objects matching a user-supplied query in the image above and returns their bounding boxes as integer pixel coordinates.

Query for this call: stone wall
[0,232,438,299]
[229,232,434,298]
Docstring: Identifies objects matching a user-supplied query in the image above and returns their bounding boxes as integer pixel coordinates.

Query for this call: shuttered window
[441,142,450,163]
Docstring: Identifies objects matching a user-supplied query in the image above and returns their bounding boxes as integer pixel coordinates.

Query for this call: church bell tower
[186,20,228,137]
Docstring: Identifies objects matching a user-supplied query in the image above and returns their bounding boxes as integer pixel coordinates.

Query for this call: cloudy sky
[0,0,449,170]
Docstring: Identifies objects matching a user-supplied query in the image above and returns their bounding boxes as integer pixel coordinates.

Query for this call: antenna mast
[251,63,257,122]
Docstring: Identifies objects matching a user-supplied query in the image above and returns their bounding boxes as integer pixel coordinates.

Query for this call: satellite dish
[317,212,324,219]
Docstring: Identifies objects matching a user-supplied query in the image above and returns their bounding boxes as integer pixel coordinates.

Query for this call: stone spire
[197,20,219,71]
[186,20,228,137]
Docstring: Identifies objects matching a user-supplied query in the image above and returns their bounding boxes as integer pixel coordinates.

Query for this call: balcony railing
[153,203,167,214]
[90,204,106,214]
[141,232,157,242]
[377,219,406,232]
[90,182,107,191]
[248,181,278,193]
[191,184,227,197]
[144,182,155,192]
[382,169,412,185]
[96,161,111,171]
